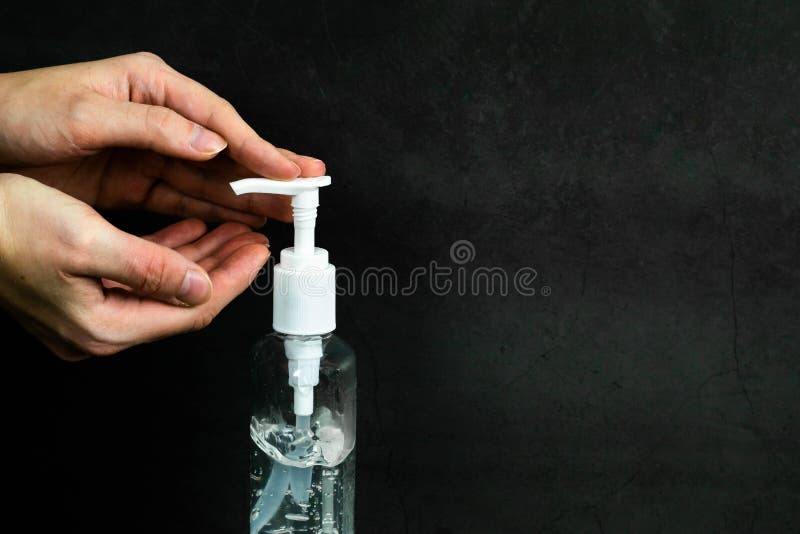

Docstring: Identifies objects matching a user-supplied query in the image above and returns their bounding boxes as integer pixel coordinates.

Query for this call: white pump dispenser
[230,176,335,416]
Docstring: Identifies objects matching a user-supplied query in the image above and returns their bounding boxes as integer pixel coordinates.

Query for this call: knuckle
[144,105,173,132]
[65,247,93,274]
[175,194,191,218]
[222,221,252,235]
[235,134,254,158]
[209,97,236,123]
[64,93,97,147]
[133,253,169,296]
[133,51,166,65]
[191,308,217,331]
[122,52,175,84]
[58,212,104,270]
[217,97,234,111]
[243,194,263,215]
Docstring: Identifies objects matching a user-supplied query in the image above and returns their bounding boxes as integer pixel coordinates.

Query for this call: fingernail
[190,125,227,154]
[178,269,212,305]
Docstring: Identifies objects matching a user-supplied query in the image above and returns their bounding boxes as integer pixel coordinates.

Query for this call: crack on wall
[708,144,754,413]
[504,217,593,388]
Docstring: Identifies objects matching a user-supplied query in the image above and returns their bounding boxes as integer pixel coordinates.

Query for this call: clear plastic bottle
[229,176,352,532]
[249,332,356,534]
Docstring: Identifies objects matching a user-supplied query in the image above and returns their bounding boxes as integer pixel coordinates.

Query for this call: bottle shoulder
[326,334,355,358]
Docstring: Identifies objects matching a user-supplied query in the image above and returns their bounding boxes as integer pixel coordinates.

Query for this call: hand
[0,52,325,225]
[0,173,269,360]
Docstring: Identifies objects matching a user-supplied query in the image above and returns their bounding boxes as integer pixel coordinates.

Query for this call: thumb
[88,224,213,306]
[81,94,228,160]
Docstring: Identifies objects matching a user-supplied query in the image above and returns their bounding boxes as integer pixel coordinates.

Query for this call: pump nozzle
[229,175,336,337]
[231,176,331,256]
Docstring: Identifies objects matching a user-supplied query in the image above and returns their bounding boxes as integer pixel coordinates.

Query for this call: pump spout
[230,175,331,195]
[231,176,330,258]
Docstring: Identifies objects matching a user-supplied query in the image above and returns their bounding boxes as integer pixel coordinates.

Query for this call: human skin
[0,53,325,360]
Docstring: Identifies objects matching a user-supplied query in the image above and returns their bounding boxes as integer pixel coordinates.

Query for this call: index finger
[138,63,302,180]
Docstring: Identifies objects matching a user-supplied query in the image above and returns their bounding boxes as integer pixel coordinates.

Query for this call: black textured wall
[2,1,799,532]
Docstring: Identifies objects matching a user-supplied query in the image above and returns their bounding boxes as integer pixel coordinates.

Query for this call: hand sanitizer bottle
[230,177,356,534]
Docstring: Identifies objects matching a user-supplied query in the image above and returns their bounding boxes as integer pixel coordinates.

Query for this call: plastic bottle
[230,176,356,534]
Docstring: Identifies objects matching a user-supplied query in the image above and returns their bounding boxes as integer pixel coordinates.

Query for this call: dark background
[2,1,799,532]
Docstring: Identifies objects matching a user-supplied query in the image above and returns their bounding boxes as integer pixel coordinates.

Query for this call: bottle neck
[276,332,332,342]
